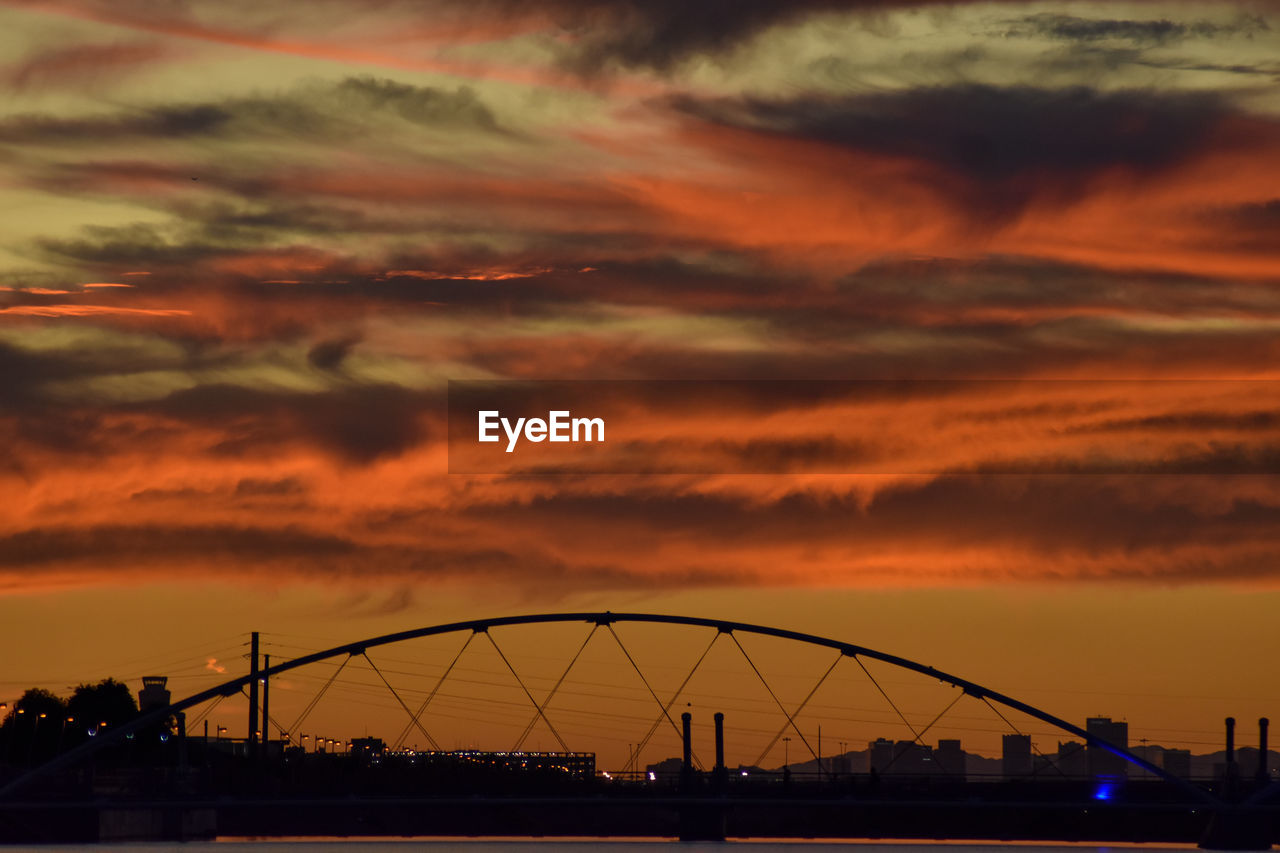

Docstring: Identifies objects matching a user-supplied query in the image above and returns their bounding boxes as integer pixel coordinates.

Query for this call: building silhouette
[1086,717,1129,777]
[868,738,895,774]
[646,756,684,782]
[890,740,935,775]
[1002,734,1032,778]
[935,739,965,779]
[1162,747,1191,778]
[351,737,387,759]
[137,676,170,712]
[1057,740,1088,778]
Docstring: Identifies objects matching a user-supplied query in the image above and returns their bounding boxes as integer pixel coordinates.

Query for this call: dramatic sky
[1,0,1278,766]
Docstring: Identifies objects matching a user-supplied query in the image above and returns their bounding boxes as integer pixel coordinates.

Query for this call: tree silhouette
[63,678,139,748]
[0,688,68,765]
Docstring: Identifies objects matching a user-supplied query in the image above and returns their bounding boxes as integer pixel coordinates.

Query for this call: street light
[58,717,73,753]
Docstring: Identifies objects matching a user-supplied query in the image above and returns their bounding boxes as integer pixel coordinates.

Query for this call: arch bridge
[2,611,1232,807]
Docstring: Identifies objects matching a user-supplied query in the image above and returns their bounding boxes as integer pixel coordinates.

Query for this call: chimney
[681,712,693,789]
[714,712,725,772]
[1259,718,1270,783]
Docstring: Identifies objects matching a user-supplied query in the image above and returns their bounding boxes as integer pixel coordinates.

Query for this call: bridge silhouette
[1,612,1275,847]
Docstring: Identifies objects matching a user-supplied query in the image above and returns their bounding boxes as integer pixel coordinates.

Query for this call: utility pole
[247,632,259,746]
[261,653,270,763]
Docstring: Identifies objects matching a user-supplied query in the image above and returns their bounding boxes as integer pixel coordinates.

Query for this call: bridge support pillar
[678,802,727,842]
[1198,807,1272,851]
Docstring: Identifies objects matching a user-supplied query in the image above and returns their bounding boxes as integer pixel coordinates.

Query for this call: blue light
[1093,782,1116,801]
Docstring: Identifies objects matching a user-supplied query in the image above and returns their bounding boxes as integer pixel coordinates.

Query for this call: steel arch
[0,612,1217,803]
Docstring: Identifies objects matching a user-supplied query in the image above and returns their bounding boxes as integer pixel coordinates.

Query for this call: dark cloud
[307,335,361,370]
[332,77,499,130]
[462,0,984,73]
[0,104,232,144]
[0,334,437,463]
[34,221,244,268]
[1002,13,1269,45]
[547,0,852,72]
[672,85,1229,216]
[1227,199,1280,227]
[234,476,306,496]
[0,520,725,593]
[0,523,358,567]
[1069,410,1280,434]
[0,338,187,413]
[148,383,437,464]
[0,77,504,145]
[670,83,1249,220]
[460,475,1280,577]
[0,341,57,407]
[1205,199,1280,253]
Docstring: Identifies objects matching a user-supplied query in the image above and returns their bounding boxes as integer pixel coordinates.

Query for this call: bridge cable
[852,655,925,743]
[979,695,1069,780]
[238,685,294,745]
[287,652,352,741]
[482,630,571,754]
[362,652,443,752]
[512,624,599,752]
[751,650,844,777]
[185,693,227,730]
[627,628,719,771]
[727,633,825,777]
[233,685,290,743]
[391,632,476,750]
[876,690,967,778]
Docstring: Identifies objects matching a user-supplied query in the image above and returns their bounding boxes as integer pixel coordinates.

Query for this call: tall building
[351,737,386,758]
[891,740,934,776]
[935,739,965,780]
[1086,717,1129,777]
[868,738,895,774]
[1057,740,1088,778]
[1002,734,1032,778]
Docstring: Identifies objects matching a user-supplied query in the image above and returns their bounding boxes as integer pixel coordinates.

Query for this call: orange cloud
[0,304,191,317]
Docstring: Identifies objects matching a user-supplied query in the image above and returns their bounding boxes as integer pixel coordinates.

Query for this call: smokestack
[248,632,259,745]
[682,712,693,771]
[681,712,693,790]
[714,712,725,772]
[1259,718,1270,783]
[1226,716,1236,767]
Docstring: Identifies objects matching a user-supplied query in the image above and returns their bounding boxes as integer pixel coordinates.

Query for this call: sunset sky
[1,0,1279,768]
